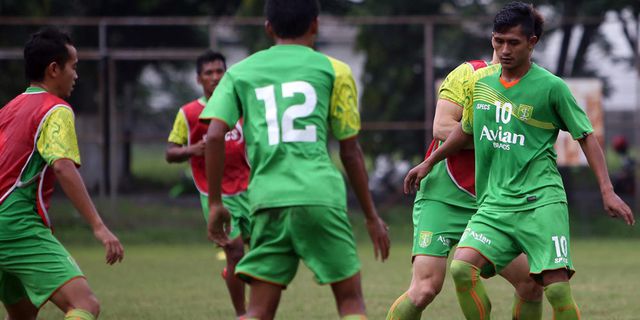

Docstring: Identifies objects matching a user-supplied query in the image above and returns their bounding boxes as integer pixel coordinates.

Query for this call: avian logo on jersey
[479,125,526,148]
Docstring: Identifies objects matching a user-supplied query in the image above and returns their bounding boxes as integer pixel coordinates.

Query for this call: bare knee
[408,278,442,308]
[514,277,543,301]
[73,293,100,317]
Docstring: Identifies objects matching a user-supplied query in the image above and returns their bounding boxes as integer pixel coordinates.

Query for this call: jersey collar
[24,86,47,94]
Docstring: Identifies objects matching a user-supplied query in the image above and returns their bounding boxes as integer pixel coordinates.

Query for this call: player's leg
[222,236,246,316]
[498,254,543,320]
[518,202,579,320]
[242,280,282,320]
[1,228,92,319]
[450,248,492,320]
[387,199,470,319]
[387,256,447,320]
[4,298,38,320]
[234,207,299,319]
[541,270,578,320]
[330,272,366,317]
[0,270,38,320]
[221,193,252,316]
[49,277,100,319]
[452,208,522,320]
[292,206,365,318]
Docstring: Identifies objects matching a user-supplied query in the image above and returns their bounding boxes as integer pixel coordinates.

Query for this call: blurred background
[0,0,638,243]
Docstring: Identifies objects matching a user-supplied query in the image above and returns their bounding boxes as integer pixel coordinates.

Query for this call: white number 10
[255,81,318,145]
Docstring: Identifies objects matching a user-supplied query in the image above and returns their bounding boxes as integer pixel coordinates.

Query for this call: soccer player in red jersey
[0,27,123,320]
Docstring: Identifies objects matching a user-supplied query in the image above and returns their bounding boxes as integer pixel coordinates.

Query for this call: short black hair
[196,50,226,75]
[265,0,319,39]
[494,2,544,40]
[24,27,74,82]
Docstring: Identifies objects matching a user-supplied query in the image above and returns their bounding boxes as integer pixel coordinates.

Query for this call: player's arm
[434,62,474,143]
[329,57,390,261]
[551,79,634,226]
[165,142,205,163]
[433,99,463,141]
[200,73,239,247]
[40,107,123,264]
[165,110,205,163]
[53,160,124,264]
[339,137,390,261]
[404,125,472,194]
[578,134,635,225]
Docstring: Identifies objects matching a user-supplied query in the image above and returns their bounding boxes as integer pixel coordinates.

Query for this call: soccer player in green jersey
[166,51,251,316]
[386,54,543,320]
[0,28,124,320]
[405,2,635,319]
[199,0,390,318]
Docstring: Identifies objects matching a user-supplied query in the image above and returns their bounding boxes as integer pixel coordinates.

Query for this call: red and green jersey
[0,87,80,235]
[168,97,249,196]
[461,63,593,210]
[200,44,361,213]
[416,61,488,209]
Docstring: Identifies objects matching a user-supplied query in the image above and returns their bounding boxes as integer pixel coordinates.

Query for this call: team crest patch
[517,104,533,121]
[419,231,433,248]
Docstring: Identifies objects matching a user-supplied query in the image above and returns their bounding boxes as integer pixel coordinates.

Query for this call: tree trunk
[556,0,581,76]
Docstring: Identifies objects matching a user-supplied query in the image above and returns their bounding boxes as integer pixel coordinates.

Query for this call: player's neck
[275,37,314,48]
[29,82,59,97]
[501,61,531,82]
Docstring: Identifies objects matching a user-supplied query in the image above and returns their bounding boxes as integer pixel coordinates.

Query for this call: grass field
[3,239,636,319]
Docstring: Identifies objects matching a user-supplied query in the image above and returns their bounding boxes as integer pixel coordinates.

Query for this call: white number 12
[255,81,317,145]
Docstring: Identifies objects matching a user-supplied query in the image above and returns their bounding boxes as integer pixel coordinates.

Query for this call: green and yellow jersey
[200,44,360,213]
[462,63,593,210]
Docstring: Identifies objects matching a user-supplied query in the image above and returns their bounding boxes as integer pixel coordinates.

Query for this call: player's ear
[46,61,60,79]
[529,35,538,48]
[265,20,275,39]
[309,18,319,36]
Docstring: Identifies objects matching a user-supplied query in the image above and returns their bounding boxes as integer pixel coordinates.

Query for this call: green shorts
[200,192,251,241]
[0,227,84,308]
[412,199,476,258]
[235,206,361,287]
[458,202,575,279]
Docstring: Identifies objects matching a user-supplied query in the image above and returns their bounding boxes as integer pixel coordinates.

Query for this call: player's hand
[189,140,206,157]
[403,160,433,194]
[207,203,231,247]
[365,216,390,261]
[93,225,124,265]
[602,189,635,226]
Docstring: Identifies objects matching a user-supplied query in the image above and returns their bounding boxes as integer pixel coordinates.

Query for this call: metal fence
[0,15,639,211]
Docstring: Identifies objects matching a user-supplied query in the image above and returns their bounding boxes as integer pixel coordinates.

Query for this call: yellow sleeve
[37,106,81,165]
[168,110,188,145]
[327,57,361,140]
[460,64,500,134]
[438,62,474,108]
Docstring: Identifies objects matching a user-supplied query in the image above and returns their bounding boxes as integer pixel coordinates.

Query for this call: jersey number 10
[255,81,318,145]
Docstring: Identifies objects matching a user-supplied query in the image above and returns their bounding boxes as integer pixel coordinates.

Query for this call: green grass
[2,240,637,319]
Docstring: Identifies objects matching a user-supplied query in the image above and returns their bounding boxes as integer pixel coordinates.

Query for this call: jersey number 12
[255,81,318,145]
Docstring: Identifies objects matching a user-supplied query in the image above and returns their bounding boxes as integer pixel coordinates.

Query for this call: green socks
[450,260,491,320]
[544,282,580,320]
[386,292,425,320]
[512,293,542,320]
[64,309,96,320]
